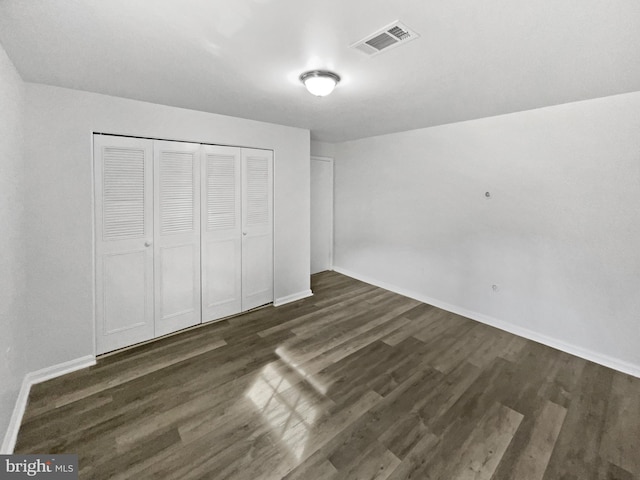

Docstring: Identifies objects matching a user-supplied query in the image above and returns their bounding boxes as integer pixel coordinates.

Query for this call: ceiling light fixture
[299,70,340,97]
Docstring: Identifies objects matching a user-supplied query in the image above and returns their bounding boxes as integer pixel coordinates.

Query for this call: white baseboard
[333,266,640,379]
[1,355,96,454]
[274,289,313,307]
[25,355,96,387]
[1,376,31,454]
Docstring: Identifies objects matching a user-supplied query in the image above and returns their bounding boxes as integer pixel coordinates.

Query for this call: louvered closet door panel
[154,140,202,336]
[94,135,154,354]
[201,145,242,321]
[242,148,274,311]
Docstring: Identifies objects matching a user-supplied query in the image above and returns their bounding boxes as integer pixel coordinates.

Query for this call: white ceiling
[1,0,640,142]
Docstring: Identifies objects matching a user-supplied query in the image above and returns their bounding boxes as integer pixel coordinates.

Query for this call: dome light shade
[300,70,340,97]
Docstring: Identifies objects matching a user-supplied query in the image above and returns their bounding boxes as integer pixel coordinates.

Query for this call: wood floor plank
[599,372,640,477]
[444,402,523,480]
[385,431,440,480]
[430,323,495,373]
[542,362,614,480]
[343,371,441,464]
[492,399,567,480]
[416,360,482,428]
[605,462,636,480]
[333,440,401,480]
[278,458,340,480]
[257,285,381,338]
[13,271,640,480]
[378,412,430,460]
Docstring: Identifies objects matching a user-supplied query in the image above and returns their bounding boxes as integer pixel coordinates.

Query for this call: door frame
[310,155,334,272]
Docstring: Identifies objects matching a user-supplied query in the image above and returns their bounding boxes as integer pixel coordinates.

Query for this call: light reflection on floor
[275,346,328,395]
[246,362,319,460]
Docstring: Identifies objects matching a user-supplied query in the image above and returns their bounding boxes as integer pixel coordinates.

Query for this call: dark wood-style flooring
[15,271,640,479]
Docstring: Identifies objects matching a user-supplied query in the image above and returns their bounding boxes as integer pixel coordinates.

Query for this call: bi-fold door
[201,146,274,322]
[95,135,273,354]
[94,136,155,354]
[153,140,202,337]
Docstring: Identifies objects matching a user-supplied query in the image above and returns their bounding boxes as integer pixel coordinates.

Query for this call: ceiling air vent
[350,21,419,57]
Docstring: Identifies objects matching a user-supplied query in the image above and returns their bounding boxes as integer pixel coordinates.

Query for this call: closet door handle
[242,232,247,236]
[145,241,153,247]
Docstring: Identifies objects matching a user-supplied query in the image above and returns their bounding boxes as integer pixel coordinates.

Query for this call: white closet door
[241,148,274,310]
[95,135,154,354]
[153,140,202,336]
[201,145,242,322]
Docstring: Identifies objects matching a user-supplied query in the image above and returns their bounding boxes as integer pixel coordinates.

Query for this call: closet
[94,135,273,354]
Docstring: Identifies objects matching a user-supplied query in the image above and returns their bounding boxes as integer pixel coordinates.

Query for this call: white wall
[23,84,310,372]
[0,42,27,444]
[311,140,336,159]
[334,92,640,374]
